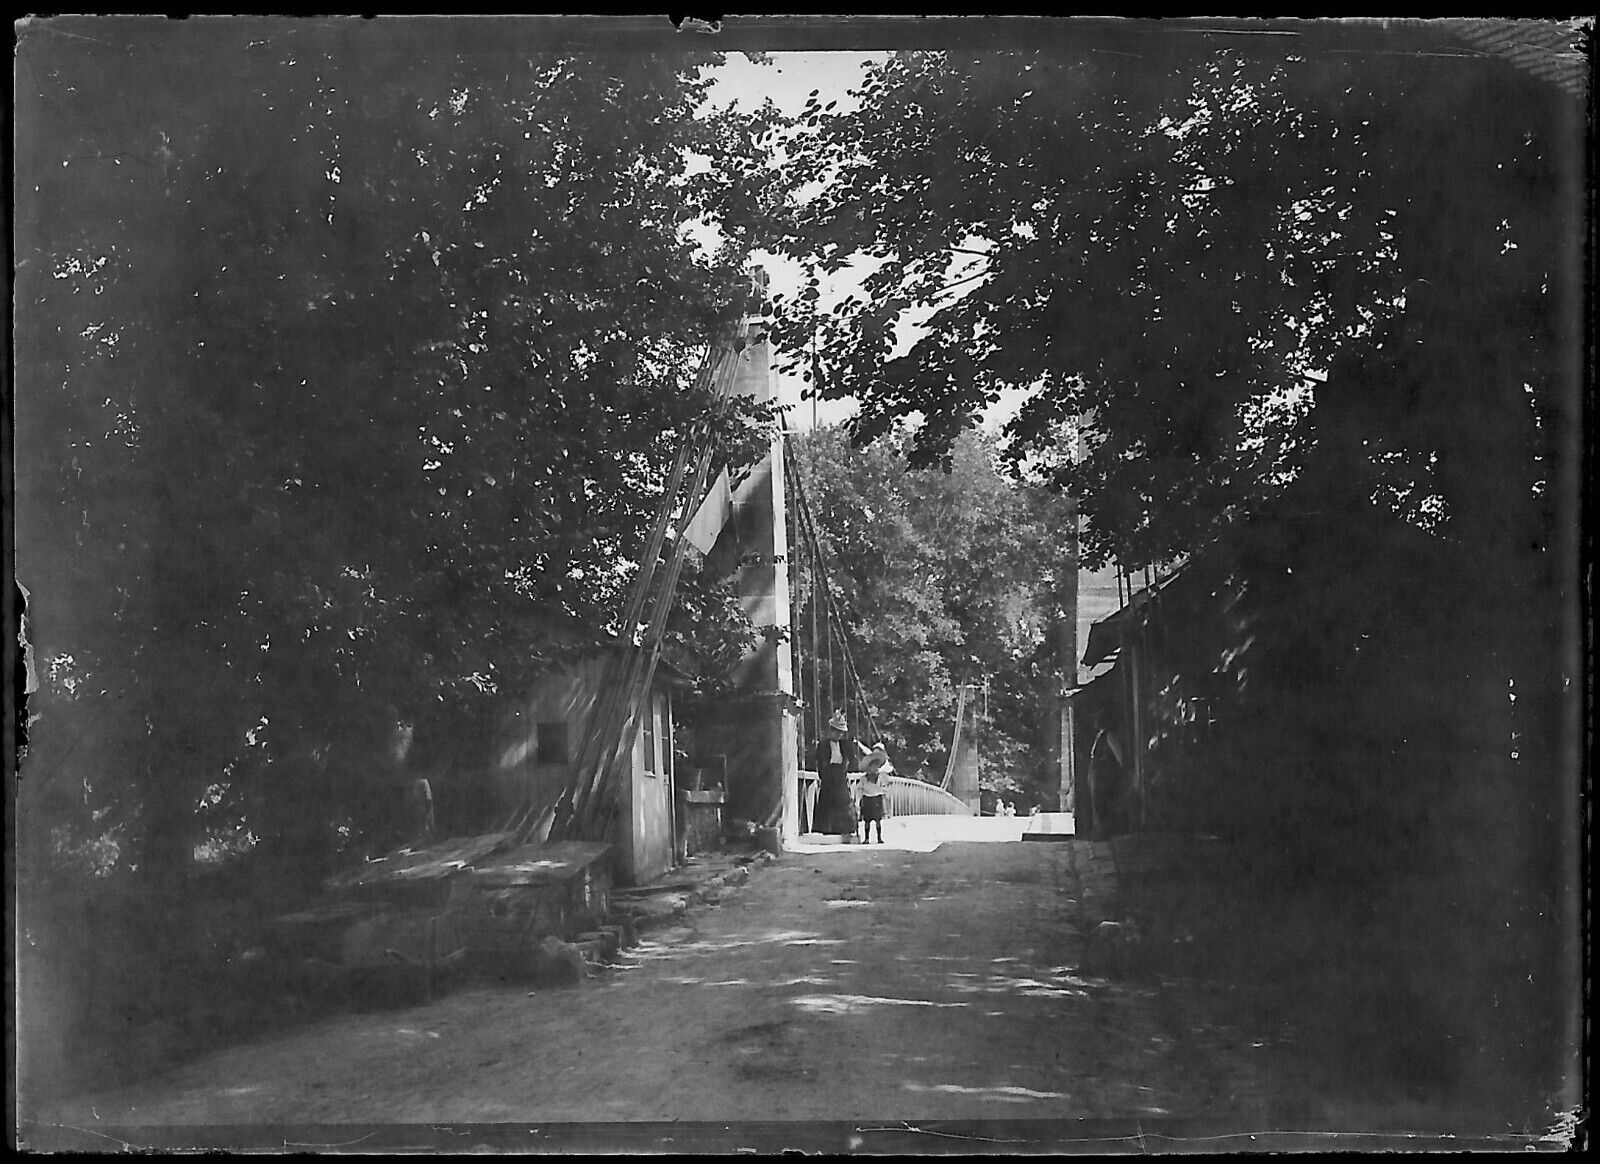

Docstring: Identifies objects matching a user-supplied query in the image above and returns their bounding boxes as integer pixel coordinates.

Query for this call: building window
[638,693,672,777]
[660,695,672,778]
[536,720,568,765]
[642,696,659,776]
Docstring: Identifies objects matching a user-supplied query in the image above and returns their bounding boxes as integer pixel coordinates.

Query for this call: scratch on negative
[282,1133,378,1149]
[42,1125,143,1150]
[856,1122,1025,1144]
[1542,1108,1581,1149]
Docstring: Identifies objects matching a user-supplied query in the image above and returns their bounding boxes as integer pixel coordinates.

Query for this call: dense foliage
[763,28,1582,866]
[766,34,1581,581]
[792,426,1075,809]
[15,19,781,883]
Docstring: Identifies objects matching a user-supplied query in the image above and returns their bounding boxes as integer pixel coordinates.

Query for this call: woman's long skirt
[813,768,855,836]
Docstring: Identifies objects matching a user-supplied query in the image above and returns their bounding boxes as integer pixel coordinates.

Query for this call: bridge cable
[783,436,881,746]
[802,492,878,743]
[940,683,969,792]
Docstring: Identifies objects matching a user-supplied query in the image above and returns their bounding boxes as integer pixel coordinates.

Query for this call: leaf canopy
[15,19,781,875]
[766,34,1582,575]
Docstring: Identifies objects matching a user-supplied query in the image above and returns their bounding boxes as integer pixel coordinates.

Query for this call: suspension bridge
[501,268,978,872]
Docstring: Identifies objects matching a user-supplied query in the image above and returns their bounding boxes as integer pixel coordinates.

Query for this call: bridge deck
[789,812,1029,852]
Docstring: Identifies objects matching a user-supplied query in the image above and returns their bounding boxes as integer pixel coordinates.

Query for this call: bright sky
[704,52,1029,436]
[705,53,874,431]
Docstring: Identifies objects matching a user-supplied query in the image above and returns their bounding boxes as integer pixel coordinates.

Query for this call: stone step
[571,936,607,964]
[575,929,619,959]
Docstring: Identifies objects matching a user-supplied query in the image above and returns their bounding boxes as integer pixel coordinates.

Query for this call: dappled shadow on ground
[31,835,1295,1130]
[585,845,1191,1123]
[609,929,1136,1011]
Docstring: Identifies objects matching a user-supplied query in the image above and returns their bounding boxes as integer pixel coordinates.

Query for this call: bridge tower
[696,269,802,843]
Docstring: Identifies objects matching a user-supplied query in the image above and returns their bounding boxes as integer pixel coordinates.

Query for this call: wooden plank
[322,832,514,894]
[465,841,613,888]
[679,789,725,805]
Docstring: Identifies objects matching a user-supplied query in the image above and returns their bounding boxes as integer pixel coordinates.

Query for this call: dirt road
[29,821,1310,1149]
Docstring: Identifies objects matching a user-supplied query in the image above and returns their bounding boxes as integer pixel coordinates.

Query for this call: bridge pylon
[693,269,801,844]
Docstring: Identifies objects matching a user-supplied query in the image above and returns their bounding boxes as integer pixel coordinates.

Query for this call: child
[858,742,892,844]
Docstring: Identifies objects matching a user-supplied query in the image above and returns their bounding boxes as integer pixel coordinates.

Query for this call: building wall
[491,658,676,887]
[700,690,792,829]
[490,659,605,817]
[624,688,675,886]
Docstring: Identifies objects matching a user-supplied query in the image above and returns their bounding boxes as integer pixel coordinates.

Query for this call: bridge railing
[798,771,974,826]
[882,774,974,817]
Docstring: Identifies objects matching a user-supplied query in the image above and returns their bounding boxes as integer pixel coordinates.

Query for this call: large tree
[767,28,1581,584]
[15,18,779,883]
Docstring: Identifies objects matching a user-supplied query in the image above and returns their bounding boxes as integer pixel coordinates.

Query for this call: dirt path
[31,827,1291,1142]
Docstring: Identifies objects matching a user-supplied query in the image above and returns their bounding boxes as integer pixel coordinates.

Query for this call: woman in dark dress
[812,709,859,843]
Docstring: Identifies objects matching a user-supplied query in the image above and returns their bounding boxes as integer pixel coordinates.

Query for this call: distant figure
[1086,728,1125,839]
[858,742,893,844]
[811,710,860,843]
[1029,804,1040,817]
[407,777,436,843]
